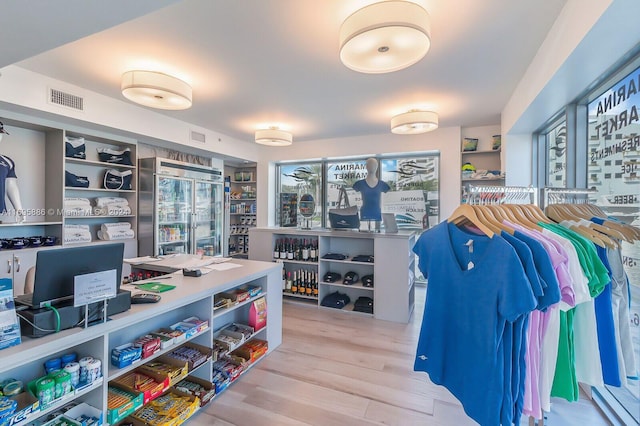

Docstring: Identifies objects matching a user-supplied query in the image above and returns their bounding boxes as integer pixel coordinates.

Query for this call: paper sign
[74,269,117,307]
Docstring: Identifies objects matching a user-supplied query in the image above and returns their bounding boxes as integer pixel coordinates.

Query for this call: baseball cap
[0,121,9,135]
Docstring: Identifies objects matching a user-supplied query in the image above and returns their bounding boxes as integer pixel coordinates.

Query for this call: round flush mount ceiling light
[121,70,192,110]
[255,127,293,146]
[339,1,431,74]
[391,110,438,134]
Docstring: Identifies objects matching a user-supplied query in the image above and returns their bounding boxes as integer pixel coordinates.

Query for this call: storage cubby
[225,164,257,259]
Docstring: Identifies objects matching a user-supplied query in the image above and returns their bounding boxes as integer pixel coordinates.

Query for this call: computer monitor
[29,243,125,308]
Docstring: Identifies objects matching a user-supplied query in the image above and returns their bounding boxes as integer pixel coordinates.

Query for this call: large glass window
[276,162,322,228]
[546,121,567,187]
[380,156,440,230]
[586,65,640,424]
[276,153,439,231]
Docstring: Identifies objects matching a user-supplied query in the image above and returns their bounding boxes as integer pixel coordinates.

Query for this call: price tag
[74,269,117,307]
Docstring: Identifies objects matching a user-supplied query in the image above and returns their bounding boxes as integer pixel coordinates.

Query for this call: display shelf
[213,294,265,320]
[319,257,375,265]
[275,259,318,266]
[108,328,210,381]
[229,198,256,202]
[319,281,374,291]
[461,149,501,155]
[229,233,249,236]
[250,228,415,323]
[282,292,318,301]
[0,221,63,227]
[461,177,505,182]
[158,221,190,225]
[158,240,188,245]
[14,379,104,426]
[230,180,257,184]
[65,157,136,169]
[65,187,136,193]
[230,213,256,216]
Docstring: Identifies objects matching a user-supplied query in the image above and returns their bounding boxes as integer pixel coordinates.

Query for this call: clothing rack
[541,187,596,209]
[464,184,537,205]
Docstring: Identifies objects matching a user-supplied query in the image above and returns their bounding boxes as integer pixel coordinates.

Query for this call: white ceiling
[6,0,567,143]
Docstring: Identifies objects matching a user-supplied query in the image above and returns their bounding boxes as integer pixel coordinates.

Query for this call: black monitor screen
[32,242,125,307]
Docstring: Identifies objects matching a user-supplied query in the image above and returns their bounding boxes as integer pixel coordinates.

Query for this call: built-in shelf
[65,157,136,169]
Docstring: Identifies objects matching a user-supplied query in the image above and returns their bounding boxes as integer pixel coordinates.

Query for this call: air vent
[49,88,84,111]
[190,130,206,143]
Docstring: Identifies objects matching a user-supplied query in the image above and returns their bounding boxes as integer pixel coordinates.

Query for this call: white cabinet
[249,227,416,323]
[0,259,281,425]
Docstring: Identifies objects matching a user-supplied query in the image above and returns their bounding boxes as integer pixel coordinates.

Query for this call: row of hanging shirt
[412,187,639,426]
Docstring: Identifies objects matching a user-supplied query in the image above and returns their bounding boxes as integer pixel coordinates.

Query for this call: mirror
[299,193,315,229]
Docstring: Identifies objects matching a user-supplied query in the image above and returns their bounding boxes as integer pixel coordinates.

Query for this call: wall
[255,126,462,227]
[0,65,261,163]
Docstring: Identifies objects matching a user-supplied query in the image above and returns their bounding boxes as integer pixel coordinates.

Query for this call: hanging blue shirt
[352,179,390,221]
[413,222,536,426]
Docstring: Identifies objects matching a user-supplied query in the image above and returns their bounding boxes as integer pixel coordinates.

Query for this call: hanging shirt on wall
[0,154,17,213]
[413,221,536,426]
[352,179,390,221]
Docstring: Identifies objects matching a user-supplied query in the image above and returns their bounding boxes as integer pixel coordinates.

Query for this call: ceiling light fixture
[339,1,431,74]
[121,70,192,110]
[391,110,438,134]
[255,127,293,146]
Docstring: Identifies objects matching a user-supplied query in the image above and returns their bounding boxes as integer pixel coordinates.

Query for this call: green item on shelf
[136,282,176,293]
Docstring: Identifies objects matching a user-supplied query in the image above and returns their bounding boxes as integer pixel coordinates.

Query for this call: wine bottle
[287,239,294,260]
[291,270,298,294]
[302,239,309,261]
[299,270,306,295]
[313,272,319,298]
[305,270,313,296]
[310,240,317,262]
[286,271,292,292]
[273,239,280,260]
[282,267,286,291]
[279,238,287,259]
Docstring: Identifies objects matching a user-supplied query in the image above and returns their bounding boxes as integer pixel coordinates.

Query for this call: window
[276,153,439,232]
[276,162,322,228]
[380,156,439,230]
[546,121,567,187]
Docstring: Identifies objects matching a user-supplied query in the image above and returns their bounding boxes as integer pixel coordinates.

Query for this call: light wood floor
[192,286,612,425]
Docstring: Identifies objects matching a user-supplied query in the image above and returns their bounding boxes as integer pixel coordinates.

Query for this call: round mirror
[299,194,315,218]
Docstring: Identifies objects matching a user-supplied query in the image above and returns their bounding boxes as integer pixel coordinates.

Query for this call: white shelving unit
[0,118,140,294]
[0,259,282,426]
[224,164,257,259]
[249,227,416,323]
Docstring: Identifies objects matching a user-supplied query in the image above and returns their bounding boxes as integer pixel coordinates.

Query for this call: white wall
[255,126,463,226]
[0,65,261,163]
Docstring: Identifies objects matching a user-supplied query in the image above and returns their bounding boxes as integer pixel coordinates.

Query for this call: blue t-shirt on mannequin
[352,158,390,221]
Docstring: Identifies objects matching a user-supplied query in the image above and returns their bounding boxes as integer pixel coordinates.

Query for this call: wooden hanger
[473,205,513,235]
[448,204,494,237]
[505,204,542,230]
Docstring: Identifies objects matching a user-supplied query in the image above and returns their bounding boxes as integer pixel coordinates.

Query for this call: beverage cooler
[138,158,223,256]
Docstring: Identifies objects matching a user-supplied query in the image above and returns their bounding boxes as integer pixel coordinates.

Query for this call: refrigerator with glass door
[138,158,223,256]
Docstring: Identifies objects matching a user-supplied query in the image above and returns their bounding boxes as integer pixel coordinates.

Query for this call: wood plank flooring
[191,286,612,425]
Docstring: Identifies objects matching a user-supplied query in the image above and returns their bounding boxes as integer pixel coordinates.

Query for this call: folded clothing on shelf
[64,224,92,244]
[63,206,93,216]
[101,222,131,233]
[94,204,132,216]
[95,197,128,207]
[320,291,350,309]
[65,170,90,188]
[97,229,135,241]
[64,197,91,207]
[352,254,374,263]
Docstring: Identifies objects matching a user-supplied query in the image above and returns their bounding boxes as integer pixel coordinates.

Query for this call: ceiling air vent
[190,130,206,144]
[48,88,84,111]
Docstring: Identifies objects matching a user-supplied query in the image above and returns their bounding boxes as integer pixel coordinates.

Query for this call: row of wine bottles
[273,238,318,262]
[282,268,318,298]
